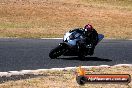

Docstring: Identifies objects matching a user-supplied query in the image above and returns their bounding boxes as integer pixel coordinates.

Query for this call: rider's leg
[89,45,95,56]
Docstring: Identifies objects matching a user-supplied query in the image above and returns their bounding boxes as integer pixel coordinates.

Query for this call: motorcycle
[49,29,104,60]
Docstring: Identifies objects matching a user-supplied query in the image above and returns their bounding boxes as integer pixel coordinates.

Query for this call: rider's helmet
[84,24,93,32]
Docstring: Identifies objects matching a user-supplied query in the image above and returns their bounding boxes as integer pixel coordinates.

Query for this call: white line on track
[0,64,132,77]
[41,38,63,39]
[0,37,132,40]
[41,38,132,40]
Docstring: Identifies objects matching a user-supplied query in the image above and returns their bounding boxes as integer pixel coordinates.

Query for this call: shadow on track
[58,57,112,62]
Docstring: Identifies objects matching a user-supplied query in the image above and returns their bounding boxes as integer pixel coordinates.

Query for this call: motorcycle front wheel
[49,44,67,59]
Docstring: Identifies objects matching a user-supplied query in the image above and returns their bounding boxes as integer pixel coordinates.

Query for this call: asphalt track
[0,38,132,72]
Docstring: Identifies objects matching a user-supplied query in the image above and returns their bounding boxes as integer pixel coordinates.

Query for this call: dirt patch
[0,0,132,38]
[0,66,132,88]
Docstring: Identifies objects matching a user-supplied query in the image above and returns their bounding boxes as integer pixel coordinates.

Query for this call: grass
[0,1,131,87]
[82,0,132,7]
[0,66,132,88]
[0,0,132,39]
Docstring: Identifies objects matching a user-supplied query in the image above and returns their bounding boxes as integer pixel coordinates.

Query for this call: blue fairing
[98,34,104,42]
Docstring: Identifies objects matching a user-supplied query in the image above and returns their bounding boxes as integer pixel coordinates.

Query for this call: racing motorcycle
[49,29,104,60]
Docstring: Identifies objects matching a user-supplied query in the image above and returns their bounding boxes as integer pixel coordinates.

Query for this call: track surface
[0,38,132,72]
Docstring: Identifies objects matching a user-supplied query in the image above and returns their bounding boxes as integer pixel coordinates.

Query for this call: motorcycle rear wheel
[49,44,67,59]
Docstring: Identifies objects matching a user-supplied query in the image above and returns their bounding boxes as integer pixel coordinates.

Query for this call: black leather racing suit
[84,29,99,55]
[70,28,99,55]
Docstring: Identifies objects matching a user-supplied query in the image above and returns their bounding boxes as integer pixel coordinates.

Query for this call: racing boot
[89,46,95,56]
[89,49,94,56]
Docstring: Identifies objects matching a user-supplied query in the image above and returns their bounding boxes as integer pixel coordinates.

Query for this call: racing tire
[76,76,87,85]
[49,44,67,59]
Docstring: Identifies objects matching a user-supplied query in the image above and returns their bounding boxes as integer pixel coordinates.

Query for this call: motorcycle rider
[83,24,99,55]
[70,24,99,55]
